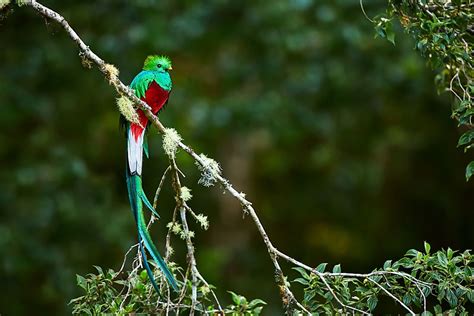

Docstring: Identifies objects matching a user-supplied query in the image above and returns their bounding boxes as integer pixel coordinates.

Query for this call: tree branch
[21,1,440,314]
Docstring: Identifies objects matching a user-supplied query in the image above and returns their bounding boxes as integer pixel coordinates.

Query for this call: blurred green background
[1,0,473,314]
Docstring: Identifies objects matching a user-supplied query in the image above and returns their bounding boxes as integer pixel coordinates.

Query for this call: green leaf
[228,291,242,305]
[293,267,310,280]
[386,22,395,45]
[433,305,443,314]
[464,266,472,277]
[253,306,264,314]
[293,278,309,286]
[332,264,341,273]
[424,241,431,254]
[465,161,474,181]
[383,260,392,270]
[447,248,454,259]
[446,289,458,307]
[76,275,87,290]
[406,249,419,257]
[367,295,378,311]
[437,252,448,267]
[458,130,474,147]
[455,287,466,297]
[315,263,328,273]
[402,293,412,305]
[125,303,135,313]
[323,291,333,301]
[417,38,428,53]
[114,280,128,286]
[248,299,266,309]
[369,275,382,283]
[135,282,145,292]
[139,270,148,281]
[437,289,446,301]
[374,24,386,39]
[422,286,431,297]
[93,265,103,275]
[467,289,474,303]
[304,289,316,302]
[397,257,414,268]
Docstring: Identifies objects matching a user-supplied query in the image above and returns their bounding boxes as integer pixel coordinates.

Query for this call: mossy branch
[16,1,474,314]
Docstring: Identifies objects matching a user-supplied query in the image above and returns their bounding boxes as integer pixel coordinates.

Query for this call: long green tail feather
[143,134,149,158]
[126,172,178,292]
[139,235,161,293]
[139,189,159,218]
[136,198,179,292]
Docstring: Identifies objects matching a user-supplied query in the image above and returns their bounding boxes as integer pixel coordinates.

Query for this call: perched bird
[121,55,178,292]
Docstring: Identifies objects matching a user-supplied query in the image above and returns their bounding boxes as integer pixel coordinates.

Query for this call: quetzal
[121,55,178,292]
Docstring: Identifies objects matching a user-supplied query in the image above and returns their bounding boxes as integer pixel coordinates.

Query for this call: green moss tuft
[116,96,140,125]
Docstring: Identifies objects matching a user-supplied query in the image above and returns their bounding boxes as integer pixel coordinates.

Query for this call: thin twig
[168,156,224,314]
[153,166,171,210]
[165,205,178,261]
[360,0,374,22]
[319,272,370,315]
[119,256,142,311]
[179,205,198,314]
[369,277,416,315]
[195,270,223,313]
[169,157,198,314]
[117,242,139,276]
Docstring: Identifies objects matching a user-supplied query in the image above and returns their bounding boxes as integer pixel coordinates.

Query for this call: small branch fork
[21,1,432,314]
[169,156,217,315]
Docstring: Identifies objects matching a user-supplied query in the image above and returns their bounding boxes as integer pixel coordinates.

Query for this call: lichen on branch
[162,128,182,159]
[195,154,221,187]
[0,0,10,9]
[116,96,140,125]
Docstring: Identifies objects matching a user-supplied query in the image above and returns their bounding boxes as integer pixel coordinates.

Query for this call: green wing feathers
[130,71,155,99]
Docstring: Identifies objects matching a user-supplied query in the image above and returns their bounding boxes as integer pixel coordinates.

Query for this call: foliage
[226,291,266,315]
[293,243,474,314]
[70,265,266,315]
[374,0,474,179]
[70,244,473,315]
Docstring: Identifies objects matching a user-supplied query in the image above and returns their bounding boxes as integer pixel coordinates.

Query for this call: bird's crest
[143,55,172,70]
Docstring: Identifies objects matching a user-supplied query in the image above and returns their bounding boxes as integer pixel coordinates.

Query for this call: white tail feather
[127,129,144,175]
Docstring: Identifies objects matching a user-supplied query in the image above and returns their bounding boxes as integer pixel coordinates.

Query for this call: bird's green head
[143,55,172,72]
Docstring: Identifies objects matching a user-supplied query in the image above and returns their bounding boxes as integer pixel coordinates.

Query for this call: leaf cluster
[374,0,474,179]
[70,265,266,315]
[226,291,266,315]
[293,243,474,314]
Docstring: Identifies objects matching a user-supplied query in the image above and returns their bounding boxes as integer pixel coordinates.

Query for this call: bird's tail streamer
[125,125,178,292]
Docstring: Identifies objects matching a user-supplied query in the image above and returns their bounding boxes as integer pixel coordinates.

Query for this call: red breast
[130,81,170,141]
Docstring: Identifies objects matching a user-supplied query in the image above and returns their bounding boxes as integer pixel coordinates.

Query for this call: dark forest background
[1,0,473,314]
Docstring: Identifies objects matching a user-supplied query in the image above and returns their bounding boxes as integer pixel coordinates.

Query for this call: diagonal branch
[21,1,438,314]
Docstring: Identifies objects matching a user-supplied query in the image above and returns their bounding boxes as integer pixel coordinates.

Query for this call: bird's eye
[157,64,162,68]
